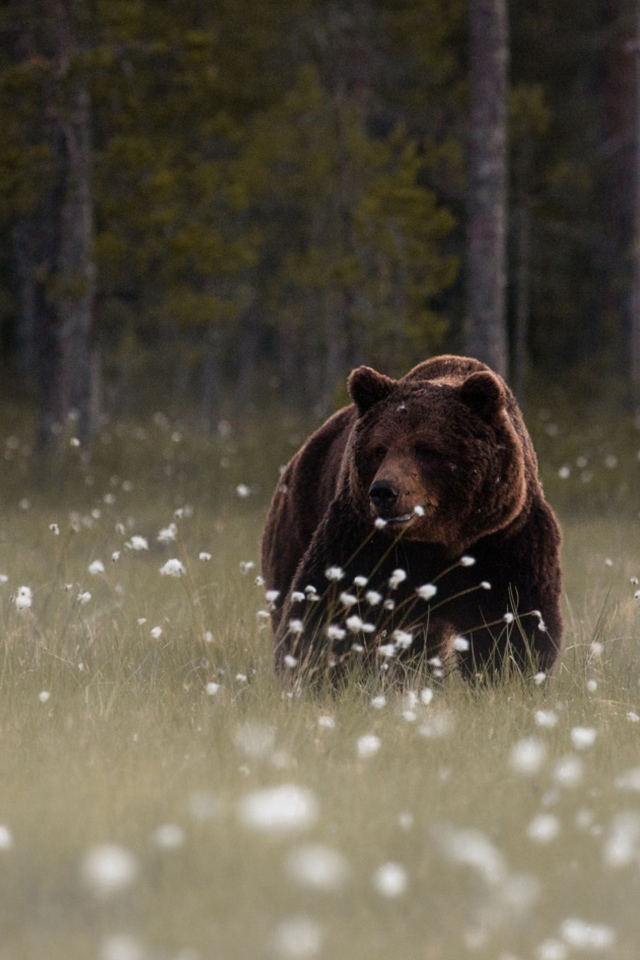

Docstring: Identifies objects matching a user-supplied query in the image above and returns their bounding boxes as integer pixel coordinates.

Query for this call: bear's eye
[414,445,452,469]
[371,445,386,462]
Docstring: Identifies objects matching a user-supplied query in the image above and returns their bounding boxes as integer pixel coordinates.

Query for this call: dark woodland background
[2,0,640,449]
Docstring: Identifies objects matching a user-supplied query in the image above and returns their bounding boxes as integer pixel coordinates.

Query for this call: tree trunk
[464,0,509,378]
[512,192,531,403]
[631,0,640,406]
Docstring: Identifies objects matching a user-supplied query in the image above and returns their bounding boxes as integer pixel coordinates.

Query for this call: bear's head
[347,365,528,555]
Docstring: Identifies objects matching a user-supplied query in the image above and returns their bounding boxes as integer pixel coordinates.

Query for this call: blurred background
[1,0,640,452]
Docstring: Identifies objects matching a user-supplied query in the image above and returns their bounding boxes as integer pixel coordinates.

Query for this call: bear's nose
[369,480,400,511]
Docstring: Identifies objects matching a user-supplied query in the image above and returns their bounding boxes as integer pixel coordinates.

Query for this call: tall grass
[0,412,638,959]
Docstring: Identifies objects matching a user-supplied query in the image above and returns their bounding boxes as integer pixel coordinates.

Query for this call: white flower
[239,560,255,573]
[284,655,298,669]
[77,591,92,604]
[159,559,186,577]
[413,504,425,516]
[127,536,148,551]
[288,620,304,635]
[199,551,212,562]
[614,767,640,791]
[81,844,139,896]
[416,583,437,601]
[627,712,640,723]
[452,636,469,652]
[377,643,396,658]
[238,784,319,834]
[14,586,32,611]
[0,825,13,850]
[603,811,640,866]
[535,710,558,729]
[49,523,60,535]
[318,715,335,728]
[388,568,407,589]
[111,551,120,562]
[285,844,349,891]
[357,734,381,758]
[480,580,491,589]
[265,589,280,604]
[372,862,408,897]
[571,726,597,750]
[560,918,615,951]
[510,737,547,775]
[271,916,324,959]
[527,813,561,844]
[459,555,476,566]
[392,629,413,650]
[38,691,50,703]
[150,626,163,639]
[291,591,305,602]
[0,574,7,585]
[88,560,105,575]
[371,695,386,709]
[374,517,387,529]
[553,755,583,788]
[326,624,346,641]
[537,939,568,960]
[205,682,220,696]
[365,590,382,606]
[353,575,368,587]
[151,824,185,849]
[325,566,344,581]
[236,484,251,497]
[157,523,177,543]
[339,591,357,607]
[420,687,434,705]
[346,615,364,633]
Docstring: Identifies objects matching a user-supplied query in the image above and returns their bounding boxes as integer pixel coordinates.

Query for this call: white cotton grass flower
[339,591,357,607]
[527,813,561,844]
[416,583,437,601]
[535,709,559,729]
[38,691,50,703]
[239,560,255,573]
[459,555,476,566]
[111,551,120,562]
[418,711,454,739]
[392,629,413,650]
[537,939,568,960]
[553,755,583,788]
[377,643,396,659]
[345,615,364,633]
[413,504,425,516]
[435,825,506,885]
[365,590,382,606]
[614,767,640,791]
[370,695,386,709]
[285,843,350,891]
[503,612,515,624]
[283,655,298,669]
[157,523,177,543]
[559,918,615,951]
[353,575,368,587]
[372,862,408,898]
[0,574,8,585]
[81,844,139,896]
[14,586,32,611]
[570,726,597,750]
[326,625,346,641]
[77,591,92,604]
[291,591,305,602]
[509,737,547,776]
[324,566,344,581]
[603,811,640,867]
[288,620,304,635]
[49,523,60,535]
[318,715,335,729]
[0,826,13,850]
[271,915,324,959]
[265,589,280,605]
[452,636,469,652]
[199,551,212,562]
[205,682,220,696]
[159,558,186,577]
[374,517,387,529]
[127,536,149,551]
[99,933,145,960]
[357,734,381,758]
[88,560,105,576]
[151,824,185,850]
[149,626,163,639]
[420,687,434,706]
[238,784,319,834]
[388,568,407,589]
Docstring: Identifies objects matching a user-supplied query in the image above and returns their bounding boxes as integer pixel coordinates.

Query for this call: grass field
[0,410,639,960]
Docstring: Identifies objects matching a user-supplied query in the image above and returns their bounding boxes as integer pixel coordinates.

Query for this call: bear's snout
[369,479,400,513]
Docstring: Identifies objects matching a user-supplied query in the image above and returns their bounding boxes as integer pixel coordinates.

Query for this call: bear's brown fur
[261,355,562,680]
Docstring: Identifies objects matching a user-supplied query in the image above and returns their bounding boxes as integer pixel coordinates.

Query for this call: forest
[1,0,640,442]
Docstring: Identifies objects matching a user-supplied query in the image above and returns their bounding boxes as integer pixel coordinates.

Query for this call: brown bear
[261,355,562,681]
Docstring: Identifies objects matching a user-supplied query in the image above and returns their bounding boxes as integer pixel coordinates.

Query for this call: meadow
[0,405,639,960]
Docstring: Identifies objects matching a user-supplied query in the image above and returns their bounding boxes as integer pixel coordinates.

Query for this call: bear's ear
[459,371,506,420]
[348,366,397,415]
